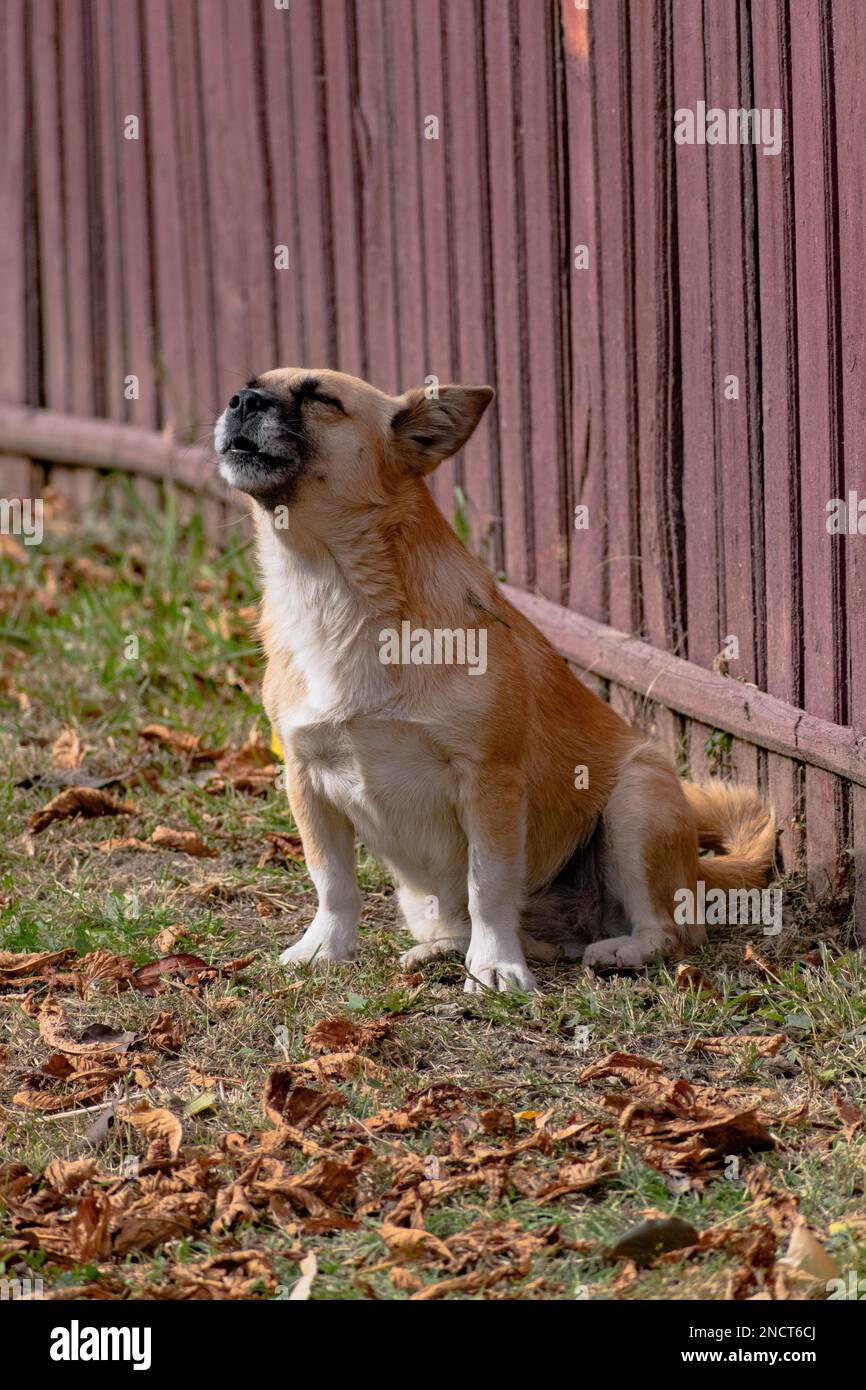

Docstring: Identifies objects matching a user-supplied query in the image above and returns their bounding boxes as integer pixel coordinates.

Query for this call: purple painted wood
[672,0,722,783]
[483,0,529,588]
[590,0,639,640]
[260,0,303,378]
[514,0,568,605]
[562,0,606,625]
[835,0,866,936]
[702,2,760,792]
[113,0,158,428]
[416,0,457,515]
[321,0,365,380]
[791,0,846,892]
[288,0,336,371]
[442,0,498,564]
[354,0,399,394]
[2,0,28,406]
[751,0,804,869]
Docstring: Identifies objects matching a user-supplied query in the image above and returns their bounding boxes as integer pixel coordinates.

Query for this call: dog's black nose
[228,388,268,423]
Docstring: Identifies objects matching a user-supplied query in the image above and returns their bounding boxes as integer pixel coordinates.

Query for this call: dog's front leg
[279,767,362,966]
[462,785,538,994]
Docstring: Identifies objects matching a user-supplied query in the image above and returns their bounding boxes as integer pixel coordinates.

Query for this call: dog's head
[214,368,493,518]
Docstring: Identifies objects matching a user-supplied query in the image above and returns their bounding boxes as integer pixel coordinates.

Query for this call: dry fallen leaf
[51,726,84,770]
[780,1219,841,1284]
[29,786,135,834]
[150,826,218,858]
[262,1067,345,1129]
[116,1101,183,1160]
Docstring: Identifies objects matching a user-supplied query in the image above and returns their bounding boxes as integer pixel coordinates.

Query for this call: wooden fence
[1,0,864,922]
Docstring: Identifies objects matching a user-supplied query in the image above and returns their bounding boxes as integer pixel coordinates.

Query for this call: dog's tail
[682,780,777,892]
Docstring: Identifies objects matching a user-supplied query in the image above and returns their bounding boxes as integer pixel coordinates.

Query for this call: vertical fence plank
[416,0,458,513]
[322,0,365,379]
[672,0,723,782]
[751,0,805,871]
[353,0,399,393]
[514,0,569,604]
[590,0,639,643]
[483,0,529,586]
[260,0,304,375]
[562,0,606,624]
[628,0,684,763]
[441,0,498,563]
[113,0,158,428]
[702,2,761,790]
[287,0,337,370]
[834,0,866,934]
[0,0,35,497]
[32,0,68,415]
[791,0,847,893]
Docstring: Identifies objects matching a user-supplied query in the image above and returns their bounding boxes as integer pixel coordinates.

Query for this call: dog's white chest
[283,715,464,873]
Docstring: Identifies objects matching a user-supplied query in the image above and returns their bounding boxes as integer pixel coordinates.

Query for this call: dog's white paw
[280,934,356,967]
[582,936,654,970]
[400,937,468,968]
[464,957,538,994]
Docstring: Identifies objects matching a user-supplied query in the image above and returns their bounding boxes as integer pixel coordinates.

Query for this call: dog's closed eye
[302,391,346,415]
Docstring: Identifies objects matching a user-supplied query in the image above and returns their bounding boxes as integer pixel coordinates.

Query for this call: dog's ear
[390,385,494,474]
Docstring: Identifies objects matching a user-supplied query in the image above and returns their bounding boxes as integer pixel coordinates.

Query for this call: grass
[0,478,864,1302]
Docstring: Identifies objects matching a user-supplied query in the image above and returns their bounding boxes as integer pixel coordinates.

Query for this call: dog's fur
[215,368,776,992]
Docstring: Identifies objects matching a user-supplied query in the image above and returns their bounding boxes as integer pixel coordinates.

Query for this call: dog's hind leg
[396,881,471,967]
[582,747,704,969]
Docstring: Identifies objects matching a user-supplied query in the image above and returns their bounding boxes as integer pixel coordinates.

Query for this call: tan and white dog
[215,369,776,992]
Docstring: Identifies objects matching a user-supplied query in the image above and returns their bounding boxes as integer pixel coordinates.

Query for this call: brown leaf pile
[577,1051,775,1173]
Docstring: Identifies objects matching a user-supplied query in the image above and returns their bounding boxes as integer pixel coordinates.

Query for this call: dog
[214,368,776,992]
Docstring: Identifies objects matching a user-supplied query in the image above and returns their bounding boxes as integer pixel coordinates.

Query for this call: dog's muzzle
[214,388,305,502]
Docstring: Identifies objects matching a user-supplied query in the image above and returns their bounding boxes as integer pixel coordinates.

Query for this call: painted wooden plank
[833,0,866,937]
[702,0,761,790]
[482,0,529,586]
[671,0,723,784]
[590,0,640,637]
[416,0,457,516]
[441,0,498,564]
[31,0,69,413]
[514,0,568,603]
[197,0,248,403]
[260,0,304,374]
[59,1,96,417]
[750,0,804,871]
[287,0,337,370]
[113,0,158,427]
[499,582,866,787]
[628,0,684,762]
[1,0,30,409]
[219,0,279,385]
[562,0,606,624]
[352,0,398,392]
[0,403,228,501]
[140,0,193,429]
[170,0,220,438]
[93,0,127,425]
[321,0,365,379]
[791,0,847,891]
